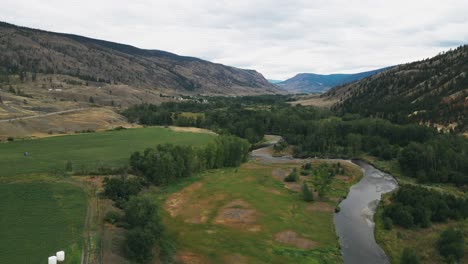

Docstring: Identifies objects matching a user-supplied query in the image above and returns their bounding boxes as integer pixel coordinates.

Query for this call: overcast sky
[2,0,468,79]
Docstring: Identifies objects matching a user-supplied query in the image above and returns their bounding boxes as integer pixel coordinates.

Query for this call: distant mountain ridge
[0,21,282,95]
[324,45,468,131]
[278,68,389,93]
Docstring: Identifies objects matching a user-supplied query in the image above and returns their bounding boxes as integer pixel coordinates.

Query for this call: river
[334,160,398,264]
[251,138,398,264]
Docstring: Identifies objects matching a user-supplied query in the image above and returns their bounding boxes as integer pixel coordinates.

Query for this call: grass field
[0,126,215,178]
[0,181,86,264]
[157,160,362,264]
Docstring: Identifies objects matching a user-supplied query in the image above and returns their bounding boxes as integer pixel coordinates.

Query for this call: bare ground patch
[274,230,319,249]
[164,182,226,224]
[213,199,261,232]
[223,254,249,264]
[169,126,216,135]
[164,182,203,218]
[306,202,335,213]
[175,251,210,264]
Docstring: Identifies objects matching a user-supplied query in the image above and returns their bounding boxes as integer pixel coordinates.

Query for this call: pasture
[0,126,215,178]
[0,181,86,264]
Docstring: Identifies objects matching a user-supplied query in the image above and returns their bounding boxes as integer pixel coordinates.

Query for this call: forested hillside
[324,45,468,132]
[0,22,281,95]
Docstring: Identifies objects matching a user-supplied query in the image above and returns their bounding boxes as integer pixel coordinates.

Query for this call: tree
[438,228,464,262]
[65,160,73,172]
[284,168,299,182]
[301,182,314,202]
[89,96,95,103]
[125,227,156,263]
[400,248,420,264]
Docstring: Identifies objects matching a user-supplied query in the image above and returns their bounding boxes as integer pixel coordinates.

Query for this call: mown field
[158,160,363,264]
[0,181,86,264]
[0,126,215,177]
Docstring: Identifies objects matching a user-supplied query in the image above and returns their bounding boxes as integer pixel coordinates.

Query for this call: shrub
[438,228,464,262]
[400,248,420,264]
[284,169,299,182]
[301,182,314,202]
[7,137,14,142]
[104,211,121,224]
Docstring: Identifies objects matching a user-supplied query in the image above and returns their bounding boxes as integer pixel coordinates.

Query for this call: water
[334,160,398,264]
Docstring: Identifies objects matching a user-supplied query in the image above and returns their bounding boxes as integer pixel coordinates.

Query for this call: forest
[123,96,467,187]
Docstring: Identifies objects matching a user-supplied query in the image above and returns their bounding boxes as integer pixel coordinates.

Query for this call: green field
[0,127,215,178]
[0,181,86,264]
[0,126,216,263]
[158,161,363,263]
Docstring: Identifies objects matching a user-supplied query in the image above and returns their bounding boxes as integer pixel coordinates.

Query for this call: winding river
[334,160,398,264]
[251,137,398,264]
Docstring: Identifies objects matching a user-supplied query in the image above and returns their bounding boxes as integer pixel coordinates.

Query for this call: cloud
[1,0,468,79]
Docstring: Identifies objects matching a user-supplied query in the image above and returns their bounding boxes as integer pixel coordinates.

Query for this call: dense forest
[123,96,468,187]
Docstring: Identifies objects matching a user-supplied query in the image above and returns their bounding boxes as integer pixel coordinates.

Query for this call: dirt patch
[264,188,282,195]
[335,175,352,182]
[306,202,335,213]
[223,254,249,264]
[272,168,290,181]
[169,126,216,135]
[175,251,210,264]
[213,199,261,231]
[164,182,203,218]
[274,230,319,249]
[164,182,226,224]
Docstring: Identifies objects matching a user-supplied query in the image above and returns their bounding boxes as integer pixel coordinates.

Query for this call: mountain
[323,45,468,132]
[0,22,282,95]
[278,68,389,93]
[268,79,283,84]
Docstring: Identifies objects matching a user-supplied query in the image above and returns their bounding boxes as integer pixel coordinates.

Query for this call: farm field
[0,126,215,178]
[0,181,86,264]
[158,160,363,264]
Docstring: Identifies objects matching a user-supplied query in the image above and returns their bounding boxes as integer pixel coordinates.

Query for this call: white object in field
[56,251,65,261]
[48,256,57,264]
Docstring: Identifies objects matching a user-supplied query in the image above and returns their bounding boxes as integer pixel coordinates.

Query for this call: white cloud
[1,0,468,79]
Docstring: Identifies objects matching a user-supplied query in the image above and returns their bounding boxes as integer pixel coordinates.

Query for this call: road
[0,108,88,123]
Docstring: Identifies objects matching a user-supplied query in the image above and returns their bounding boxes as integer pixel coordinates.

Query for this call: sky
[2,0,468,80]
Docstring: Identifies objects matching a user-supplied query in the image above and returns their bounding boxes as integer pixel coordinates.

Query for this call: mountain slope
[0,22,281,95]
[278,68,388,93]
[324,45,468,131]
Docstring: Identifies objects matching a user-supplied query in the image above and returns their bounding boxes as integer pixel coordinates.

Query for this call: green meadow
[0,127,215,178]
[0,181,86,264]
